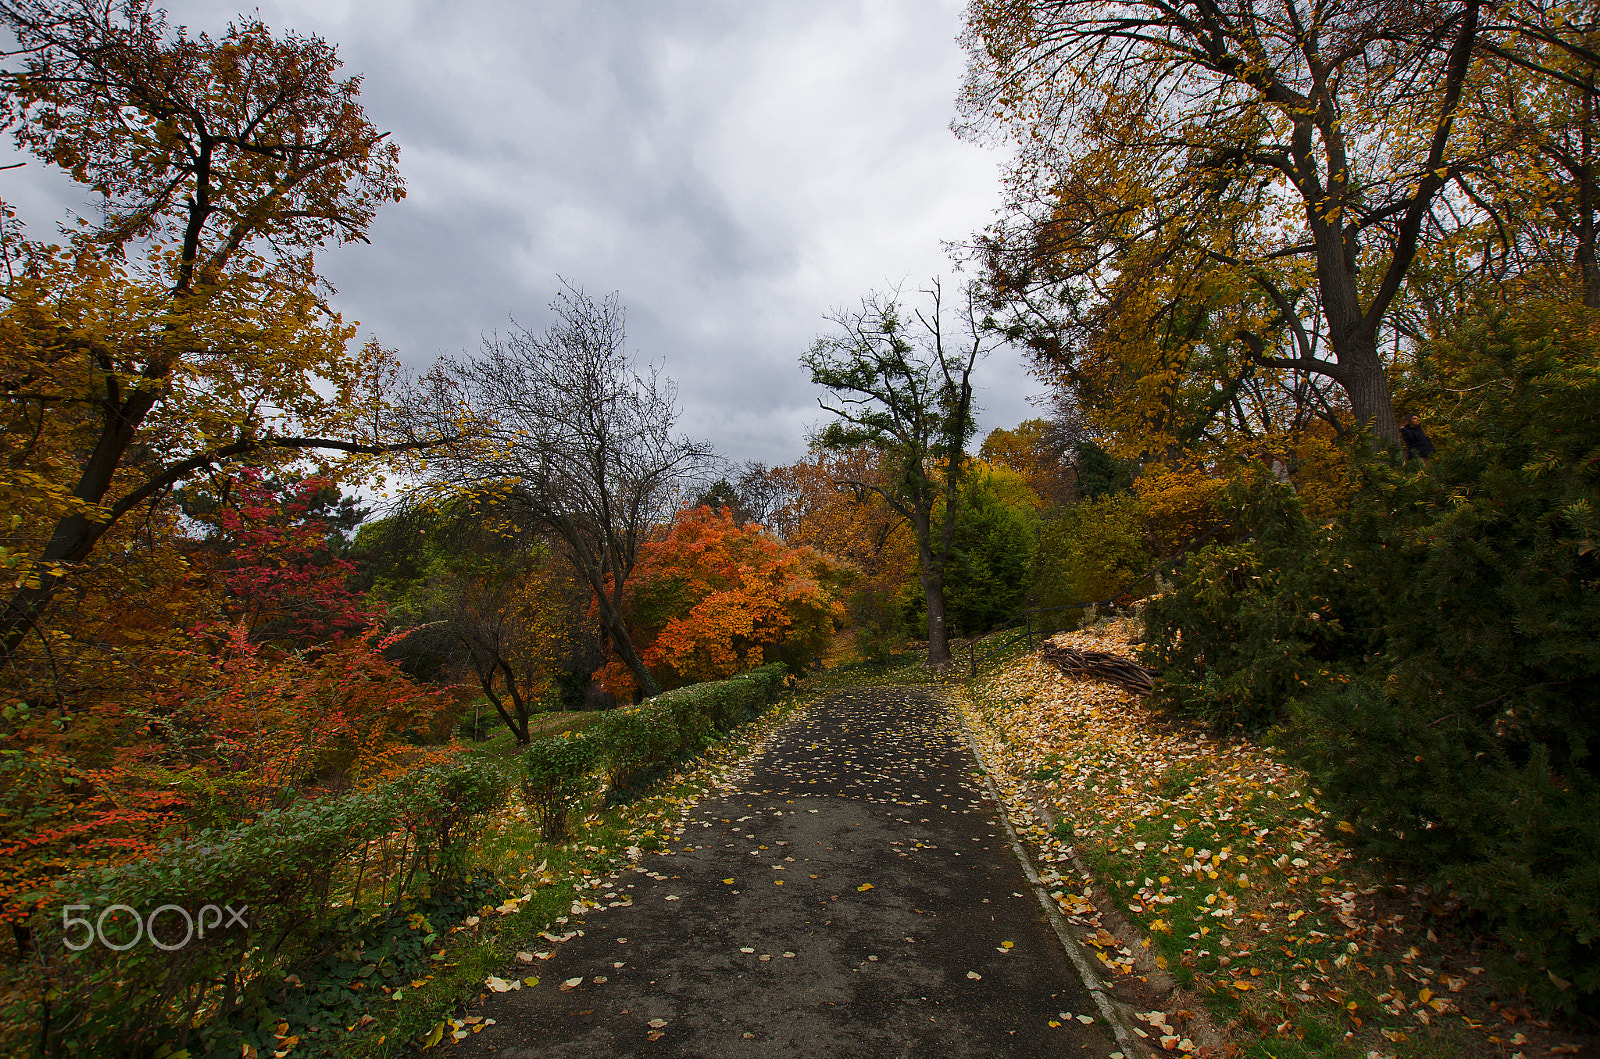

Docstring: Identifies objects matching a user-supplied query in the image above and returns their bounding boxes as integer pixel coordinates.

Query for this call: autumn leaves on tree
[0,0,441,663]
[0,0,451,936]
[958,0,1600,456]
[944,0,1600,1015]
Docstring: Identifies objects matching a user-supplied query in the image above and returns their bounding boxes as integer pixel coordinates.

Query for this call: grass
[457,710,606,760]
[959,621,1584,1059]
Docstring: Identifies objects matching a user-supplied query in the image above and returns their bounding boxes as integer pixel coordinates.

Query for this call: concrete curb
[950,674,1234,1059]
[954,700,1154,1059]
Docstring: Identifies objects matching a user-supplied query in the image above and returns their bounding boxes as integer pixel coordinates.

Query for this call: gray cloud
[5,0,1042,464]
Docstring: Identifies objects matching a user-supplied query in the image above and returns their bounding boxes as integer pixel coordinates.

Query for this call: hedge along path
[15,667,794,1059]
[448,685,1128,1059]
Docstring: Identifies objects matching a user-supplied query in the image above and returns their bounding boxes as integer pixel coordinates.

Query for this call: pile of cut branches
[1039,644,1155,696]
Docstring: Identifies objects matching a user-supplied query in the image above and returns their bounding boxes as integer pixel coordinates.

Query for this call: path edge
[950,688,1155,1059]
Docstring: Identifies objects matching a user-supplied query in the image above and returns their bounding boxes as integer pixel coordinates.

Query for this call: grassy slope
[959,620,1590,1059]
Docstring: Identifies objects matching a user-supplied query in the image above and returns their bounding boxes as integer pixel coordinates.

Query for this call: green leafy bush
[902,472,1035,637]
[846,584,905,663]
[591,707,675,791]
[520,736,600,841]
[32,757,510,1056]
[1141,313,1600,1011]
[593,663,787,791]
[1140,475,1384,729]
[1032,492,1152,614]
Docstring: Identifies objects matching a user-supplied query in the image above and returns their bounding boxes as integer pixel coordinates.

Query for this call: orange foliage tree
[764,446,918,591]
[764,446,920,660]
[977,419,1078,508]
[598,506,849,696]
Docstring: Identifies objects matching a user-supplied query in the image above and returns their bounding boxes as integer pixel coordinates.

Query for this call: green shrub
[592,707,670,791]
[903,472,1035,637]
[1032,492,1151,614]
[1139,474,1384,729]
[1142,313,1600,1012]
[393,758,511,889]
[594,663,789,791]
[33,756,510,1056]
[846,584,905,663]
[728,662,788,704]
[520,736,600,841]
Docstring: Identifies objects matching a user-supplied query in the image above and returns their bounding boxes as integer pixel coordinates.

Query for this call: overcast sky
[5,0,1039,467]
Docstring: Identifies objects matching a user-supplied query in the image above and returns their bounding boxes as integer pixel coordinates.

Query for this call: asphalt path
[451,685,1124,1058]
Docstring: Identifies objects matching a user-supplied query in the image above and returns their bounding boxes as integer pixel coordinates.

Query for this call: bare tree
[421,283,713,697]
[801,280,988,669]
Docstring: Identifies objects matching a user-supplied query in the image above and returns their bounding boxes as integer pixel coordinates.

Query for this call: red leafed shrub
[156,620,461,808]
[0,749,186,936]
[207,470,372,645]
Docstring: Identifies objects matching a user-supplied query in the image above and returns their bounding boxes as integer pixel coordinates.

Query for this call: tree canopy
[958,0,1597,447]
[0,0,428,663]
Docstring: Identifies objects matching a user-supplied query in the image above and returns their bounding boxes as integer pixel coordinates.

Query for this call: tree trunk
[1580,85,1598,309]
[921,563,951,668]
[0,390,162,660]
[477,665,530,746]
[599,605,659,697]
[496,658,531,744]
[574,555,660,698]
[1313,229,1400,446]
[1335,330,1400,446]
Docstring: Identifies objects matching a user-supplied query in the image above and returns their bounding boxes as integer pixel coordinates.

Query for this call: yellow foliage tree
[0,1,426,669]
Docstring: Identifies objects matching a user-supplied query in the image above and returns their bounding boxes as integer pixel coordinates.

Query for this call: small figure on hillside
[1400,413,1435,464]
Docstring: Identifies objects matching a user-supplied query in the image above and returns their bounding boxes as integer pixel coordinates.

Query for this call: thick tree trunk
[922,564,951,668]
[598,604,659,697]
[0,385,164,661]
[571,548,660,699]
[1337,334,1400,446]
[1312,228,1400,446]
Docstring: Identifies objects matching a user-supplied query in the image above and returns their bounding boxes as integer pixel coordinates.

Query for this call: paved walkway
[453,686,1123,1058]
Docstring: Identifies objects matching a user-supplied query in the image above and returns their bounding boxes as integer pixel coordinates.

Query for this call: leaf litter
[962,621,1593,1059]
